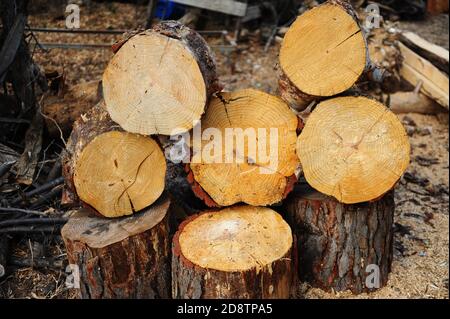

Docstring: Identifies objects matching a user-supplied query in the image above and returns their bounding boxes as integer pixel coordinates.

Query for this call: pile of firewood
[59,1,415,298]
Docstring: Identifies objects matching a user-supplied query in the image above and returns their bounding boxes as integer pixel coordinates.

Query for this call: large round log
[297,96,410,204]
[102,21,220,135]
[188,89,299,207]
[61,196,172,299]
[284,184,395,294]
[172,206,295,299]
[279,0,369,112]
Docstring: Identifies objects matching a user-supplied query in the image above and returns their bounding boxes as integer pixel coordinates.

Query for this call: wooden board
[172,0,248,17]
[400,31,449,74]
[399,42,449,109]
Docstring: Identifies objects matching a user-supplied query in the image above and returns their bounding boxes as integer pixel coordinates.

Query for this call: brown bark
[61,100,118,206]
[284,184,394,294]
[171,213,295,299]
[61,196,172,299]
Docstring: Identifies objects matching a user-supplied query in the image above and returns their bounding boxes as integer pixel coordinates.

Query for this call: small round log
[279,0,368,112]
[61,101,118,206]
[61,196,172,299]
[172,206,295,299]
[102,21,220,135]
[73,131,166,218]
[296,96,410,204]
[284,184,395,294]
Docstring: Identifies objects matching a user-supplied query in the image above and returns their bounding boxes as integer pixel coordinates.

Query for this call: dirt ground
[0,1,448,299]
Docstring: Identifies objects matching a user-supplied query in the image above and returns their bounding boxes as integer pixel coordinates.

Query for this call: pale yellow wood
[401,31,449,65]
[399,42,449,108]
[190,89,299,206]
[389,91,444,114]
[280,3,366,96]
[102,31,207,135]
[179,206,292,272]
[297,96,410,204]
[74,131,166,218]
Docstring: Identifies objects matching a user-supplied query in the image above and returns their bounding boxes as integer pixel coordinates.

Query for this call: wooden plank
[400,31,449,74]
[399,42,449,108]
[171,0,247,17]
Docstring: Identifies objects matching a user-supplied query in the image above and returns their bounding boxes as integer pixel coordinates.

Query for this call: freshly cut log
[188,89,299,207]
[62,196,172,299]
[284,184,394,294]
[172,206,295,299]
[398,42,449,109]
[399,31,449,74]
[102,21,220,135]
[297,96,410,204]
[73,131,166,218]
[43,80,102,138]
[0,235,9,278]
[279,0,367,111]
[388,91,446,114]
[61,101,117,206]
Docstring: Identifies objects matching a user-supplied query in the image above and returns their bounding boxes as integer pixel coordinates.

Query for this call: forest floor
[0,1,448,299]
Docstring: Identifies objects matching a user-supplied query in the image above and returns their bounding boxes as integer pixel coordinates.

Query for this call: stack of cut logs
[60,0,411,299]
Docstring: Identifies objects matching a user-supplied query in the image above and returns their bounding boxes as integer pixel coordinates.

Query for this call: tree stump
[284,184,395,294]
[172,206,295,299]
[102,21,220,135]
[279,0,368,111]
[188,89,299,207]
[61,195,172,299]
[297,96,410,204]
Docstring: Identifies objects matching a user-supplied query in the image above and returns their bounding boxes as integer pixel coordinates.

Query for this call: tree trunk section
[172,206,295,299]
[61,100,117,206]
[61,195,172,299]
[103,20,220,136]
[284,184,394,294]
[188,89,299,207]
[278,0,382,114]
[296,96,410,204]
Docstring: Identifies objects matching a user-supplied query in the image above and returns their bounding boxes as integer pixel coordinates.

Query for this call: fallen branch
[0,217,67,228]
[12,176,64,205]
[0,225,62,234]
[0,207,51,216]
